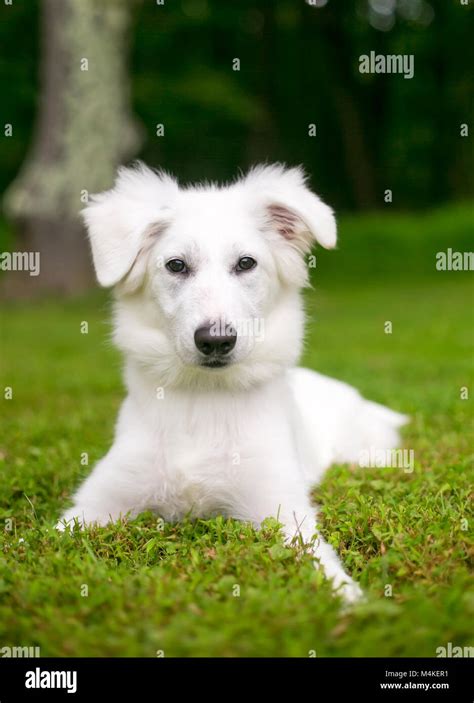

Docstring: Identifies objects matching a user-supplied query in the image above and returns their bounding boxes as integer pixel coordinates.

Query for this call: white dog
[58,163,406,602]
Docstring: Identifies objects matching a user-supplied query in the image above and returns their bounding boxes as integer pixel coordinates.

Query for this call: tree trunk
[2,0,142,297]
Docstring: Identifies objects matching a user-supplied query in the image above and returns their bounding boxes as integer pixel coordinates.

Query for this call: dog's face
[83,164,337,389]
[149,195,276,370]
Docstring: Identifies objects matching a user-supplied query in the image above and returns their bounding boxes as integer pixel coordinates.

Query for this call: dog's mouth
[200,358,230,369]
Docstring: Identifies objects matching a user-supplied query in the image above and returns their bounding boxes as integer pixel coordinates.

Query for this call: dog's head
[83,163,336,389]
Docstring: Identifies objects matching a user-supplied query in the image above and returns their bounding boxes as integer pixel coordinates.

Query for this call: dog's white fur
[58,163,407,603]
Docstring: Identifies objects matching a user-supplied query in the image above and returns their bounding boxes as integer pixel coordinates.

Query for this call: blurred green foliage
[314,202,474,281]
[1,0,472,211]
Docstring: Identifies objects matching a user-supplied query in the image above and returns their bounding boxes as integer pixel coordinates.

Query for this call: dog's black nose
[194,324,237,356]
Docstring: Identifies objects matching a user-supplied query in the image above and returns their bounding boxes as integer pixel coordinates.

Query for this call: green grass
[0,206,473,657]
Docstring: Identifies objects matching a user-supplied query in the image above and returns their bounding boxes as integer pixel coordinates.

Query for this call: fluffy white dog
[58,163,406,602]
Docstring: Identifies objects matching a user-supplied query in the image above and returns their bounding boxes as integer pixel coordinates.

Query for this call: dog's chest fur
[121,374,303,522]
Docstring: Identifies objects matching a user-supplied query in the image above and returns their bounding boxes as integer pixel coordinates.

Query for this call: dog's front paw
[55,507,110,532]
[336,579,364,605]
[325,567,364,605]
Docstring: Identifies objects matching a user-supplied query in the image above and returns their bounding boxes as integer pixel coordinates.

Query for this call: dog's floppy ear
[245,163,337,252]
[82,163,178,287]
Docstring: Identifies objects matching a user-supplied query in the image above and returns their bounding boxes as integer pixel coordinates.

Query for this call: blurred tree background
[0,0,472,293]
[1,1,473,657]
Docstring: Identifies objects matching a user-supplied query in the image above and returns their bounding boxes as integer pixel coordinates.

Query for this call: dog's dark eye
[166,258,187,274]
[236,256,257,272]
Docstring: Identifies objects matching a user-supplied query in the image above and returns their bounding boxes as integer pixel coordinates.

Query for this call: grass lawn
[0,206,473,657]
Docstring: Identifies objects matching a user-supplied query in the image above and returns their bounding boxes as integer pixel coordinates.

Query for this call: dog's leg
[278,507,363,604]
[56,441,155,531]
[236,475,362,603]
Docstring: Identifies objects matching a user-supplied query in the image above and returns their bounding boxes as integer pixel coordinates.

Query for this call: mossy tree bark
[3,0,142,296]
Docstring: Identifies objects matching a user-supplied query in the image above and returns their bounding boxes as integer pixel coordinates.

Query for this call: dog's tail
[363,400,409,429]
